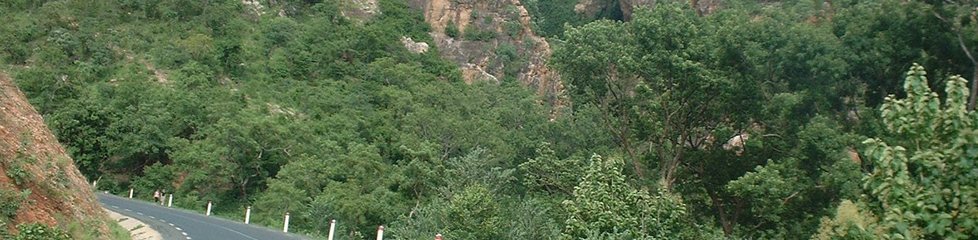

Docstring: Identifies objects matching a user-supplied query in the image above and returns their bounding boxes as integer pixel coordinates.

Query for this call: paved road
[98,193,308,240]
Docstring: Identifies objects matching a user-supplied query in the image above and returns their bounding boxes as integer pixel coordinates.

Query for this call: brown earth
[0,72,115,237]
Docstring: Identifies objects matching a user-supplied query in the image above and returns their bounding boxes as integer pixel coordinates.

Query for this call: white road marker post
[435,233,443,240]
[283,212,291,233]
[128,188,134,198]
[244,206,251,224]
[376,225,384,240]
[167,194,173,207]
[327,219,336,240]
[206,201,212,216]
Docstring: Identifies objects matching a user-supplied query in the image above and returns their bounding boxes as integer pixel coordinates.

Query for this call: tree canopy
[2,0,977,239]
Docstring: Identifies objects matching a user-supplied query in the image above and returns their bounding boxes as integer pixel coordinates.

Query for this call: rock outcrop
[0,73,116,237]
[620,0,656,20]
[401,37,430,54]
[575,0,614,17]
[341,0,380,21]
[406,0,565,107]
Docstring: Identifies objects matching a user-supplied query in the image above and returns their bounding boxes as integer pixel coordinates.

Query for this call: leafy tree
[12,0,978,238]
[925,0,978,110]
[553,4,760,189]
[861,64,978,239]
[718,115,865,238]
[812,200,883,240]
[562,154,708,239]
[522,0,622,38]
[552,18,646,178]
[445,184,502,239]
[519,142,584,195]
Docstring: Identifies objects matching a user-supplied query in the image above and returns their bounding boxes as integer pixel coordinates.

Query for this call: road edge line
[104,207,163,240]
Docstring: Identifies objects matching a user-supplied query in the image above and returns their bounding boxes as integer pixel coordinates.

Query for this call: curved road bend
[98,193,308,240]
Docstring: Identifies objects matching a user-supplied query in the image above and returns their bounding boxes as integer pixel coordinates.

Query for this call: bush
[445,21,460,38]
[0,219,9,239]
[446,184,501,239]
[503,21,522,37]
[463,28,495,41]
[15,223,70,240]
[0,188,24,220]
[6,164,29,186]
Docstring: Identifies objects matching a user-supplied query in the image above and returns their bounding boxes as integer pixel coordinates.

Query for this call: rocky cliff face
[575,0,614,17]
[405,0,564,107]
[0,73,115,237]
[340,0,380,21]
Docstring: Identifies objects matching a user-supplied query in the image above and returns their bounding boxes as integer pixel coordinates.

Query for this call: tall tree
[861,64,978,239]
[562,154,711,238]
[553,4,754,189]
[927,0,978,110]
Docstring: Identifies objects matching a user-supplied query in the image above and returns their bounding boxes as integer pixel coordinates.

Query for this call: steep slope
[406,0,565,108]
[0,73,116,238]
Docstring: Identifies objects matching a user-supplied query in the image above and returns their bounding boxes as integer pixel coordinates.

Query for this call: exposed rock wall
[341,0,380,21]
[407,0,565,106]
[575,0,613,17]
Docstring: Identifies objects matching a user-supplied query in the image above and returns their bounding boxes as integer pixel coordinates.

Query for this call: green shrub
[445,21,460,38]
[463,28,495,41]
[0,218,9,239]
[503,21,522,37]
[0,188,23,220]
[7,164,30,186]
[15,223,70,240]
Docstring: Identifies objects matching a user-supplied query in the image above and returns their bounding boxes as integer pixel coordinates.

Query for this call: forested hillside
[2,0,977,239]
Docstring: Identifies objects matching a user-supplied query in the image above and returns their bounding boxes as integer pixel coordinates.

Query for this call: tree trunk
[707,187,734,235]
[604,65,645,180]
[955,16,978,111]
[658,149,684,190]
[936,9,978,110]
[619,110,645,180]
[969,65,978,111]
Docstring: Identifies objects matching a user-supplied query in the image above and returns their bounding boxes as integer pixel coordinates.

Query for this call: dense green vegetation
[2,0,977,239]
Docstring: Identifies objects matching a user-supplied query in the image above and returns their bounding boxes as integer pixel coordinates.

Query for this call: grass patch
[106,221,131,240]
[58,213,133,240]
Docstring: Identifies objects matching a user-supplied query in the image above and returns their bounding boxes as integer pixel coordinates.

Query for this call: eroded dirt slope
[0,72,115,237]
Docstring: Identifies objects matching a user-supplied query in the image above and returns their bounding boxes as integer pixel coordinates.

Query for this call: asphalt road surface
[98,193,308,240]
